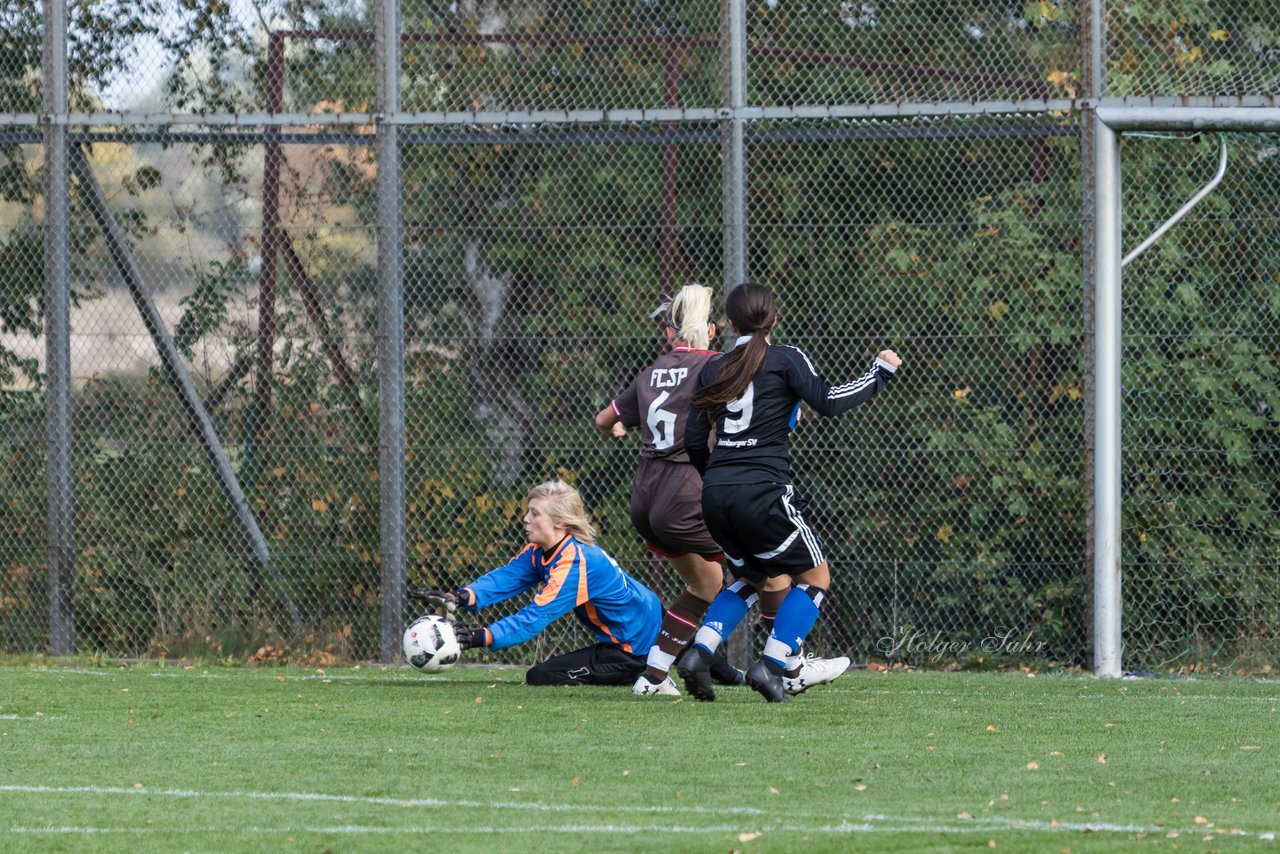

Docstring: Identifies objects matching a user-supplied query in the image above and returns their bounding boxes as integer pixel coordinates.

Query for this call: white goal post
[1091,106,1280,677]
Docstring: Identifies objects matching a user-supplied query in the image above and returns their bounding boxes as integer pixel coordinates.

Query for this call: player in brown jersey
[595,285,727,696]
[596,285,792,697]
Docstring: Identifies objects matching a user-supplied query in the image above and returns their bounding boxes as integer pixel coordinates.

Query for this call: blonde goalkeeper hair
[667,283,715,350]
[526,480,597,545]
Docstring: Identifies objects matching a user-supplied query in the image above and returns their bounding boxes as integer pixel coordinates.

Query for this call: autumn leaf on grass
[738,831,762,842]
[1097,753,1107,763]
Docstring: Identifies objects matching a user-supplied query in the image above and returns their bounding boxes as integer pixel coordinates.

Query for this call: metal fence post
[1080,0,1105,675]
[721,0,748,291]
[721,0,750,670]
[1091,114,1122,678]
[376,0,407,663]
[42,0,74,656]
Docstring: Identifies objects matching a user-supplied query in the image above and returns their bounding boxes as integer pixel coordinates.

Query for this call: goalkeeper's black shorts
[525,642,646,687]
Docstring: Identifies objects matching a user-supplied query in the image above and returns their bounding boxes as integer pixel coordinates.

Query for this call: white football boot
[633,674,682,697]
[783,653,851,695]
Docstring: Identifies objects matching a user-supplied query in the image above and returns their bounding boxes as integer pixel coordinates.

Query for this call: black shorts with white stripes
[701,481,826,581]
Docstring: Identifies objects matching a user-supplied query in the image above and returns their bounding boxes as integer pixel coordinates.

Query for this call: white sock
[762,634,794,665]
[693,626,723,654]
[645,647,677,673]
[785,641,805,673]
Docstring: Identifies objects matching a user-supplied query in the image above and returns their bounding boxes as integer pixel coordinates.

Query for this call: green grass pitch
[2,662,1278,852]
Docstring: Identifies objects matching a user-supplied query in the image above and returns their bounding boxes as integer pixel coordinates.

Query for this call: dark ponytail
[692,282,777,410]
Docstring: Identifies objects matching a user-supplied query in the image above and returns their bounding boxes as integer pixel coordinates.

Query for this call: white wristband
[874,356,898,373]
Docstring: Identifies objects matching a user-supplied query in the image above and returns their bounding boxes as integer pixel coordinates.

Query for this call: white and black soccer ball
[402,615,462,673]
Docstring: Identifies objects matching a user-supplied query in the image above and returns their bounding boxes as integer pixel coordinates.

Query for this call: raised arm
[786,347,901,418]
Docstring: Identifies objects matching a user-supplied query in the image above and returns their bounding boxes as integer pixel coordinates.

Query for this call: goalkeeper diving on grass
[410,480,666,686]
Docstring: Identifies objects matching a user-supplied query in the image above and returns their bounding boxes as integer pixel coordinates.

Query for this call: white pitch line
[14,824,867,836]
[3,824,898,836]
[0,714,63,720]
[862,813,1262,836]
[1,785,1274,842]
[25,668,430,683]
[33,670,1280,701]
[0,785,764,816]
[6,822,1275,839]
[897,688,1280,703]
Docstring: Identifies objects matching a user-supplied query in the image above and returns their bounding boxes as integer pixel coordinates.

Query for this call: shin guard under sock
[692,581,758,655]
[644,590,711,681]
[762,583,827,667]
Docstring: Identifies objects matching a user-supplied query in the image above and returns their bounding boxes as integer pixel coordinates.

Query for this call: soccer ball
[402,615,462,673]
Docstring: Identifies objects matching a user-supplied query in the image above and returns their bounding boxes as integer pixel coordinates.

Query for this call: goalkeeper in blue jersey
[411,480,663,686]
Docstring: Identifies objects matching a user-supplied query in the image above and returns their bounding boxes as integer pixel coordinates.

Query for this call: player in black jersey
[677,281,901,702]
[596,284,790,696]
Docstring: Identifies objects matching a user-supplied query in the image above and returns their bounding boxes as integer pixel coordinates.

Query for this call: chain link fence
[2,2,1278,671]
[1119,132,1280,672]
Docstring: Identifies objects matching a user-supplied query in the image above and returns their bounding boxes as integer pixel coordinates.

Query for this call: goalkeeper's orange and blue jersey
[460,536,662,653]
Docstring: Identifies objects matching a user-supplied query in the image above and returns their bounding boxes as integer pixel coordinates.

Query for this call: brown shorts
[630,458,723,561]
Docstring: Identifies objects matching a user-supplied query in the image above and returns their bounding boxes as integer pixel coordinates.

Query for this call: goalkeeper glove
[408,588,463,619]
[453,625,489,650]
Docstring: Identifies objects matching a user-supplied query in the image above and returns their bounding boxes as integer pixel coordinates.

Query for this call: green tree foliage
[1106,0,1280,96]
[0,0,256,398]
